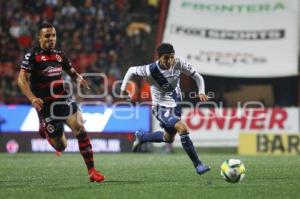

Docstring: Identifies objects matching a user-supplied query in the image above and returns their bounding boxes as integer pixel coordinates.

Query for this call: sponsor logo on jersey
[35,54,64,62]
[42,66,63,77]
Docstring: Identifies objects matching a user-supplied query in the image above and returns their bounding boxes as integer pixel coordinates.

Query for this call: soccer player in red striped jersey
[18,22,105,183]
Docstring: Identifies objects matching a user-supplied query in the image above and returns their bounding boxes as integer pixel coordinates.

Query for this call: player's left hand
[198,93,210,102]
[77,76,90,90]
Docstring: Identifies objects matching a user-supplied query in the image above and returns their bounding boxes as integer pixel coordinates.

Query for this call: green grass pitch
[0,153,299,199]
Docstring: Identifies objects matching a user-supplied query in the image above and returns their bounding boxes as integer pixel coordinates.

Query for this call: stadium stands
[1,0,159,104]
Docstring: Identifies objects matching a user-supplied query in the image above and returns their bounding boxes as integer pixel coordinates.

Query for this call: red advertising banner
[153,107,299,147]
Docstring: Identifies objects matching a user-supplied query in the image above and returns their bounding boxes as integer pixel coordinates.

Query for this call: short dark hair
[38,21,54,31]
[157,43,175,57]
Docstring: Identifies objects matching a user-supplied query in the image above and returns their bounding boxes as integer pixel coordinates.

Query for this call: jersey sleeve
[61,51,72,70]
[178,57,196,76]
[120,65,150,91]
[20,51,35,72]
[178,57,205,94]
[133,65,150,77]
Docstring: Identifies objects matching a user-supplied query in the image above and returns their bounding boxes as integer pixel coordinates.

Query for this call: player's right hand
[31,98,44,111]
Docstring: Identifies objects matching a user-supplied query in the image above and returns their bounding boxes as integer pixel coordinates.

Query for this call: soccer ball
[220,159,246,183]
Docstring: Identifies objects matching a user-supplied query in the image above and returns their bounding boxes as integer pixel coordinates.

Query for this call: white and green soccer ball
[220,159,246,183]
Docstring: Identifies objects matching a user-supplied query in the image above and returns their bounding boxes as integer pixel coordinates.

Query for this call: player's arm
[191,72,210,102]
[61,51,90,89]
[120,65,148,98]
[18,69,44,111]
[65,67,90,90]
[180,58,209,102]
[120,67,136,97]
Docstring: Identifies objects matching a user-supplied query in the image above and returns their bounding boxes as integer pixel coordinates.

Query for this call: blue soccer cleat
[196,164,211,175]
[132,129,145,152]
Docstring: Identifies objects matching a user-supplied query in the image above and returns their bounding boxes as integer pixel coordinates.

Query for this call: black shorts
[38,98,78,138]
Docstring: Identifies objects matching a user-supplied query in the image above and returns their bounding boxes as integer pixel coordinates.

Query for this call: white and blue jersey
[121,57,205,107]
[121,57,205,132]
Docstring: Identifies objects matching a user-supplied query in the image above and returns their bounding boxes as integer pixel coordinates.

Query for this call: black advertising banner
[0,133,134,153]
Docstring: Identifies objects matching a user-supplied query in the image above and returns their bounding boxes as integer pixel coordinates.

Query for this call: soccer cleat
[88,168,105,183]
[196,164,211,175]
[132,129,145,152]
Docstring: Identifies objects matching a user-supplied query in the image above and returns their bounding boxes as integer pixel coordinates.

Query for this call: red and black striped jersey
[20,47,72,102]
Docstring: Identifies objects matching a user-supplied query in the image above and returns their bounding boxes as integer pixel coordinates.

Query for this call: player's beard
[46,42,55,50]
[48,42,55,49]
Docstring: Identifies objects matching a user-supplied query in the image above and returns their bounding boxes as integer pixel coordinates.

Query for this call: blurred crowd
[0,0,159,104]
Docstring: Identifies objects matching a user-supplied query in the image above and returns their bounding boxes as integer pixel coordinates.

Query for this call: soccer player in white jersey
[120,43,210,175]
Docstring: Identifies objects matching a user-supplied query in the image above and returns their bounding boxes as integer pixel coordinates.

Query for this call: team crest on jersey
[55,54,62,62]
